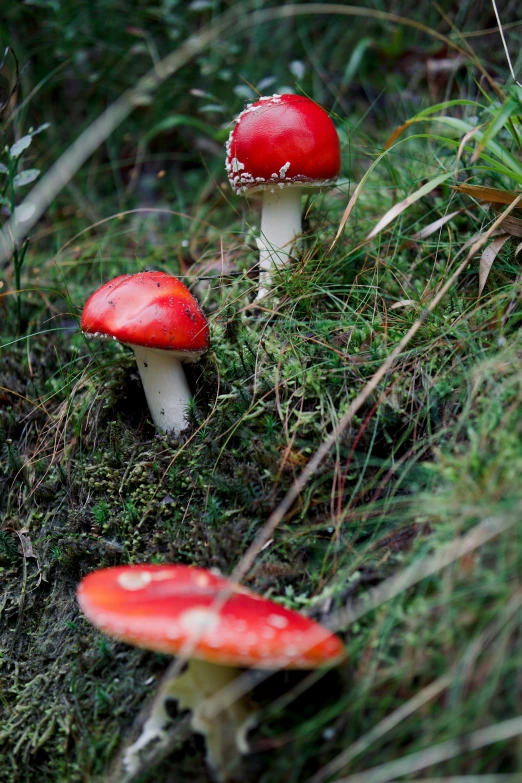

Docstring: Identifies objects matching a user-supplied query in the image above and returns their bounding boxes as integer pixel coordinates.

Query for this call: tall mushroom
[81,271,209,435]
[77,563,345,782]
[226,94,341,296]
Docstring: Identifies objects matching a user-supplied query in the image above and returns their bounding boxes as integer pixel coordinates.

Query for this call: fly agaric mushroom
[77,564,345,782]
[226,94,341,296]
[81,271,209,435]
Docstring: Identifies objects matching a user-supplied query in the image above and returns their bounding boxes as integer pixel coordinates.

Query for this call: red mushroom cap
[81,271,209,354]
[77,564,345,669]
[226,94,341,196]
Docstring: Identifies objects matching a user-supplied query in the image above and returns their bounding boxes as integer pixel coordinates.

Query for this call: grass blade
[367,172,453,240]
[471,95,519,161]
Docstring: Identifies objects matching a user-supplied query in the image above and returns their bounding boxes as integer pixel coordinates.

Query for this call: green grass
[2,2,522,782]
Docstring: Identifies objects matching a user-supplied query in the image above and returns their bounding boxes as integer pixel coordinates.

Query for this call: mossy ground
[2,3,522,782]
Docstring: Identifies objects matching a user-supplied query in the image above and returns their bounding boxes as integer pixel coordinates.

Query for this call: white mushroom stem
[123,659,257,783]
[130,345,195,435]
[168,659,256,780]
[256,186,302,299]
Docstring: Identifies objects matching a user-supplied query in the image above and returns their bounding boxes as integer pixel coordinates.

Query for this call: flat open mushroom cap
[77,564,345,669]
[81,271,209,354]
[226,94,341,195]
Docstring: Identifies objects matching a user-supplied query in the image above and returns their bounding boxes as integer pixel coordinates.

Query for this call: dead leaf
[454,127,482,177]
[15,530,36,559]
[280,448,308,468]
[390,299,418,310]
[478,233,511,295]
[492,210,522,238]
[384,121,413,150]
[411,209,461,241]
[454,183,521,206]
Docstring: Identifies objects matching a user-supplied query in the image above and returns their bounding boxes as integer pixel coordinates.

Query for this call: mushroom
[77,563,345,782]
[81,271,209,435]
[226,94,341,297]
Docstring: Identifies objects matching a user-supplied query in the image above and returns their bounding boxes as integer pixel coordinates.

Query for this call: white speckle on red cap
[244,632,259,646]
[151,570,178,581]
[194,573,211,588]
[178,607,220,636]
[268,614,289,629]
[230,157,244,173]
[118,571,152,591]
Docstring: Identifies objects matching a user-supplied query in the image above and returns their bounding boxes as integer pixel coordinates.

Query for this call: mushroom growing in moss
[77,564,345,782]
[226,94,341,297]
[81,271,209,435]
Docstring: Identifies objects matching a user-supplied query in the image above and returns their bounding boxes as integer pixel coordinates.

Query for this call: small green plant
[0,47,49,331]
[123,500,139,523]
[92,500,111,524]
[205,495,222,525]
[49,545,63,562]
